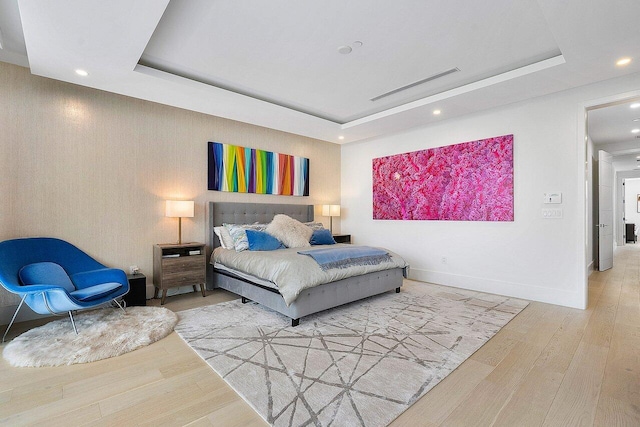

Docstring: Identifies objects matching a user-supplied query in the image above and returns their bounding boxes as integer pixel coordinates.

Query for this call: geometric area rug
[175,281,528,427]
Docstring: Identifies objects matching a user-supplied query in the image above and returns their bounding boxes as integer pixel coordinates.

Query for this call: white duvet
[212,244,407,306]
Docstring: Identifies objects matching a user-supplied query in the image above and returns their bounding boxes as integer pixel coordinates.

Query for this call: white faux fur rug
[176,280,528,427]
[2,306,177,367]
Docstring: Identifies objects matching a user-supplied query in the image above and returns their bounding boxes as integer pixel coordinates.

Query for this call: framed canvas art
[208,142,309,196]
[372,134,514,221]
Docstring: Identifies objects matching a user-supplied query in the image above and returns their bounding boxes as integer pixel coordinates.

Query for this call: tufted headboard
[205,202,314,287]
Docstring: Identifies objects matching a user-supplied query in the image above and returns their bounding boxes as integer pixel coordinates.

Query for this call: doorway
[583,94,640,305]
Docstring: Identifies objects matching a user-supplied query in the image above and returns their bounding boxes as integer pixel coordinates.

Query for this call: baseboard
[0,304,49,326]
[409,268,585,309]
[587,261,595,276]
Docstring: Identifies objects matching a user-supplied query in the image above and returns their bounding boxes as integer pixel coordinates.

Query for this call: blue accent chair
[0,237,129,341]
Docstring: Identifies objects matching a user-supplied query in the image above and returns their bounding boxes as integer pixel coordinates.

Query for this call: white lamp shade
[322,204,341,217]
[165,200,194,218]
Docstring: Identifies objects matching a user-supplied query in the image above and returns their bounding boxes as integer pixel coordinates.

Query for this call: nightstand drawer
[161,271,205,287]
[161,255,204,273]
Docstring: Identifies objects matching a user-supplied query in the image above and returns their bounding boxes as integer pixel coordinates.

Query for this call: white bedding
[212,244,407,306]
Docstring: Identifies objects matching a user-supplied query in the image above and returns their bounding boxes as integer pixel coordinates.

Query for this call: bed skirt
[211,267,406,325]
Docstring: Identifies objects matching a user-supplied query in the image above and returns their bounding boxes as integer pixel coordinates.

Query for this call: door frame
[579,89,640,309]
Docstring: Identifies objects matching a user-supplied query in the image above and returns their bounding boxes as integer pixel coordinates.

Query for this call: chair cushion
[19,262,75,292]
[69,282,123,301]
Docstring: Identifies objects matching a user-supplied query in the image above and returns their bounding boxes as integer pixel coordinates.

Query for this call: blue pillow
[18,262,75,292]
[310,229,336,245]
[246,230,285,251]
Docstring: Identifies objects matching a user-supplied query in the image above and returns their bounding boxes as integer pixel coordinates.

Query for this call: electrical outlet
[441,257,447,264]
[129,265,140,275]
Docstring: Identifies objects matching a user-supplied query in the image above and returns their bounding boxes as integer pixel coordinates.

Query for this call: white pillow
[214,226,235,250]
[266,214,313,248]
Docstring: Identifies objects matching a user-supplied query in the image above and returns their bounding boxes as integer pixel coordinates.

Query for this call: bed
[205,202,408,326]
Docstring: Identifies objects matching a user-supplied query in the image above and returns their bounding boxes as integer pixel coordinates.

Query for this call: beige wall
[0,62,340,314]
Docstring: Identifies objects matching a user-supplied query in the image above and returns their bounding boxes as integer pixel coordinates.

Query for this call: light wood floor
[1,246,639,426]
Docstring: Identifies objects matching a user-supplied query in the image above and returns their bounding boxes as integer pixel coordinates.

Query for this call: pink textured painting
[373,134,514,221]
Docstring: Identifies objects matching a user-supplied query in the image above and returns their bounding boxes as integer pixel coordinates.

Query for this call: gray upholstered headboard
[205,202,314,287]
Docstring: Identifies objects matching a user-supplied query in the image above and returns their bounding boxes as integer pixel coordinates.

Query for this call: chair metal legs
[113,298,126,313]
[2,295,26,342]
[3,296,127,340]
[68,311,78,334]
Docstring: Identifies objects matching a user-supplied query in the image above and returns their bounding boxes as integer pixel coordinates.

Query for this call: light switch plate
[544,192,562,204]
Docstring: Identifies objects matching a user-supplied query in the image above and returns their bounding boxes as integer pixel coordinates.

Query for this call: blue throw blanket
[298,246,391,271]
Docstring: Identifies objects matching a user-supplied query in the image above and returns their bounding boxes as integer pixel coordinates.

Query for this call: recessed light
[337,45,352,55]
[636,155,640,159]
[631,103,640,109]
[75,69,88,77]
[634,118,640,122]
[632,129,640,134]
[433,109,441,115]
[338,136,344,140]
[616,57,632,66]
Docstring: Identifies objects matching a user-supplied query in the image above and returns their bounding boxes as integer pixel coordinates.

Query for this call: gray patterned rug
[175,280,527,427]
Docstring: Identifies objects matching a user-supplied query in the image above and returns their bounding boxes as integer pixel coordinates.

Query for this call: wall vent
[370,67,460,102]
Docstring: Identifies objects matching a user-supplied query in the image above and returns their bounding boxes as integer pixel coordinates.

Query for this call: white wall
[342,72,640,309]
[623,178,640,227]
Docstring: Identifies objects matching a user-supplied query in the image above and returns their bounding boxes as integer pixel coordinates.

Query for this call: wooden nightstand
[333,234,351,244]
[153,243,206,305]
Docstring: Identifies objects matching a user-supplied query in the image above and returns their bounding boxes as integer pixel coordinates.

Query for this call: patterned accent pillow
[266,214,313,248]
[304,222,325,230]
[224,223,250,252]
[243,222,269,232]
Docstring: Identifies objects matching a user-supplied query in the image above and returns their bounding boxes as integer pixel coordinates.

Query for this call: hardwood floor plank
[469,327,520,367]
[390,359,494,426]
[594,396,640,427]
[541,342,609,427]
[440,379,510,426]
[492,366,564,427]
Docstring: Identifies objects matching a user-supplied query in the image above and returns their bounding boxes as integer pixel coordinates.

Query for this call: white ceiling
[590,99,640,171]
[1,0,640,145]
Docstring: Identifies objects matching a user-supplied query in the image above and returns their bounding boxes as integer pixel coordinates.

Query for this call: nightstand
[125,273,147,307]
[153,243,206,305]
[333,234,351,244]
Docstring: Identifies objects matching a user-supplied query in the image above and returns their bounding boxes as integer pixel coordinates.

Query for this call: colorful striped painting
[373,134,513,221]
[208,142,310,196]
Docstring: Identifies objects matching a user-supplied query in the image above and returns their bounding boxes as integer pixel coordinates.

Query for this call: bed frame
[205,202,405,326]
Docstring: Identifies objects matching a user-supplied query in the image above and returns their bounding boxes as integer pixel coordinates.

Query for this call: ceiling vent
[370,67,460,102]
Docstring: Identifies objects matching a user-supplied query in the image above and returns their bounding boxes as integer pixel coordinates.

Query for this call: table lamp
[166,200,194,244]
[322,204,341,234]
